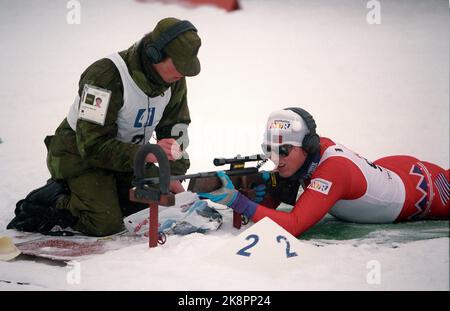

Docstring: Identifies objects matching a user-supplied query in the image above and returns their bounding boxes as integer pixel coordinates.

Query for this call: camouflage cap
[151,17,201,77]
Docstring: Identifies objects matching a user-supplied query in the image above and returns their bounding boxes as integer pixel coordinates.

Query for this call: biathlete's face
[264,144,308,178]
[152,57,184,84]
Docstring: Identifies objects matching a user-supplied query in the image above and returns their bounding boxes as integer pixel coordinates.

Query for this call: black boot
[14,179,69,214]
[7,179,77,233]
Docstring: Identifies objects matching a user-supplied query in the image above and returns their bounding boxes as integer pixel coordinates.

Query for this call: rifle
[133,153,278,229]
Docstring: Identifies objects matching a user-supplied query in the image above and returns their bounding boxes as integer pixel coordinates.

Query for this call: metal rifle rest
[129,143,175,248]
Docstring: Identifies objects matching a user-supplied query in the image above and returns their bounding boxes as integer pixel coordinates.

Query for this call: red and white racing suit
[252,137,449,236]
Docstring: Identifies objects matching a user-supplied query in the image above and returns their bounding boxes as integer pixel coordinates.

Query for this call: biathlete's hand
[251,171,270,203]
[145,138,183,163]
[198,171,259,219]
[198,171,238,207]
[198,171,259,218]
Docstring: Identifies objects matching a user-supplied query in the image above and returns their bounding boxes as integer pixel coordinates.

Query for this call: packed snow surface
[0,0,448,290]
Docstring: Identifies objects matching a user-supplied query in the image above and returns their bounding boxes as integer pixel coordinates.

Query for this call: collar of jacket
[119,40,171,98]
[291,151,321,183]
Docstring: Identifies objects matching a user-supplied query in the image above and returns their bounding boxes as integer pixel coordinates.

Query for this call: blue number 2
[276,235,298,258]
[236,234,259,257]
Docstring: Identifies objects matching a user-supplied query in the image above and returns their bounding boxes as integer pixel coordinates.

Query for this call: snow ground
[0,0,448,290]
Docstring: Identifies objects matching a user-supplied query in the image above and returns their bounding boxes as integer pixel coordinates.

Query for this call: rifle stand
[129,189,174,248]
[131,144,175,248]
[232,166,250,230]
[233,212,241,229]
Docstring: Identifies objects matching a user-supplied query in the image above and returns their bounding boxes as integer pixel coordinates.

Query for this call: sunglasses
[261,144,294,157]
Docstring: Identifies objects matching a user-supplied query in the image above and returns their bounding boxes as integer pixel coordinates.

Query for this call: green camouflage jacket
[46,39,191,180]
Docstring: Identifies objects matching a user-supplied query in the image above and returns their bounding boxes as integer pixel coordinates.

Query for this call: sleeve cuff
[230,192,258,219]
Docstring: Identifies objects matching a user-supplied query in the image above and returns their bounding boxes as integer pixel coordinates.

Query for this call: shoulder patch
[307,178,332,195]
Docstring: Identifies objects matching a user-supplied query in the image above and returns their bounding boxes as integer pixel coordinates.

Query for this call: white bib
[319,144,406,223]
[67,53,171,145]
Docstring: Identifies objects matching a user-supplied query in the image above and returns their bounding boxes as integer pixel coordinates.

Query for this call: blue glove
[198,171,238,207]
[251,171,270,203]
[252,184,266,203]
[198,171,258,219]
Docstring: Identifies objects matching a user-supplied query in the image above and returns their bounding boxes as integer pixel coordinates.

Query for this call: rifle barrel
[133,167,258,186]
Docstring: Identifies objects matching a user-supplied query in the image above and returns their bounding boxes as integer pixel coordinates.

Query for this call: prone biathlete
[199,108,449,236]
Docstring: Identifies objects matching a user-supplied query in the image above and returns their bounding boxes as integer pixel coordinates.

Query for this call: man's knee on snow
[74,212,124,237]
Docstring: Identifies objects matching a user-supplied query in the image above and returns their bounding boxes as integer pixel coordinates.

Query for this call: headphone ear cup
[285,107,320,154]
[303,133,320,153]
[302,134,312,153]
[146,45,162,64]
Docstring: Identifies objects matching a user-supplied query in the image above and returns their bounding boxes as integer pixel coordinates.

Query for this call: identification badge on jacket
[78,84,111,126]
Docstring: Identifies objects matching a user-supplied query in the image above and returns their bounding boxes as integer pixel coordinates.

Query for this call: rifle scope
[213,154,266,166]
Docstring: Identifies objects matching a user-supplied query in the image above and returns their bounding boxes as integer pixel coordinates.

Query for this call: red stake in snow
[130,144,175,248]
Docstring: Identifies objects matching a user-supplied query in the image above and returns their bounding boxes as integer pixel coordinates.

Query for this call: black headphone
[284,107,320,154]
[146,20,197,64]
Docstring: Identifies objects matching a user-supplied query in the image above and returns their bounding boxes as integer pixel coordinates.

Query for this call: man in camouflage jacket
[8,18,201,236]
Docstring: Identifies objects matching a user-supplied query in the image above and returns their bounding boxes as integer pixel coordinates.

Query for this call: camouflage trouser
[56,169,148,237]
